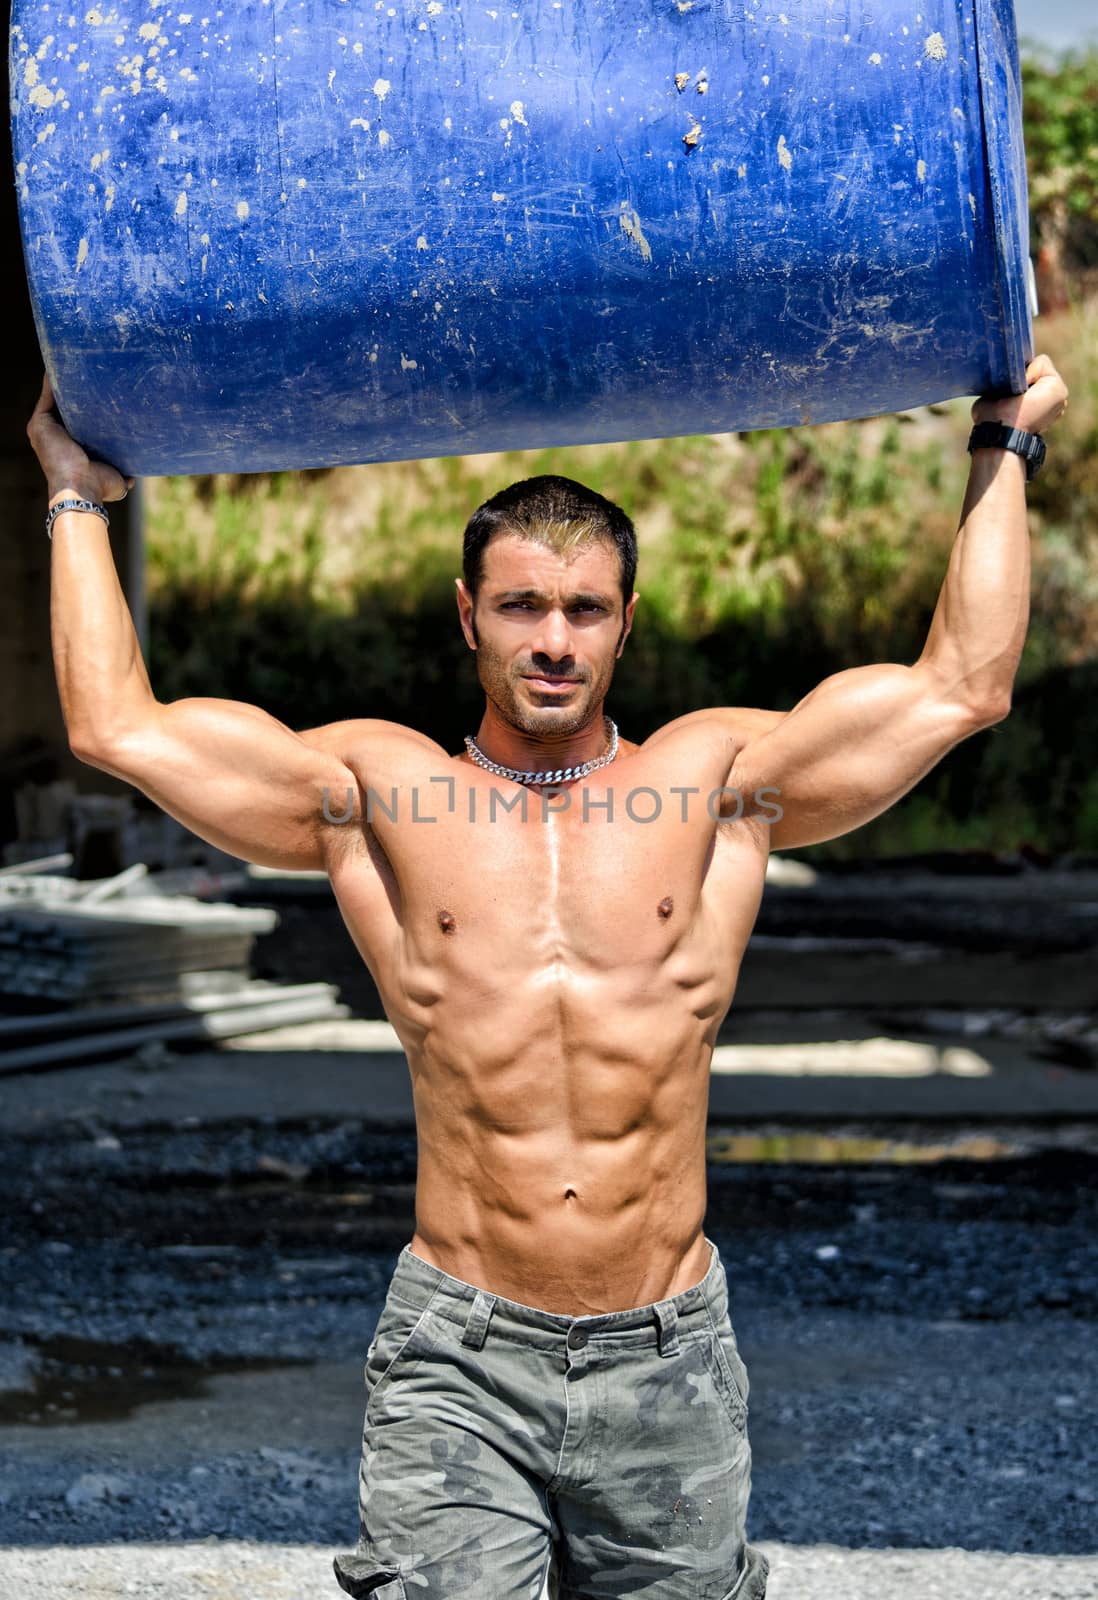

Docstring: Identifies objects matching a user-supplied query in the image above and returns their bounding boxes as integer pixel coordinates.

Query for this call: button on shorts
[333,1236,768,1600]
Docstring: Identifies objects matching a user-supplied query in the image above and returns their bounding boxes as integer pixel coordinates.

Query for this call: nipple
[438,909,456,934]
[657,896,674,920]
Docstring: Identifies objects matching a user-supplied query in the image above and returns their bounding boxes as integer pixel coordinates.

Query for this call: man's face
[456,534,637,739]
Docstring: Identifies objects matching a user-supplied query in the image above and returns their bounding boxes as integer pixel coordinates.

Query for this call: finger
[33,370,55,417]
[1025,354,1055,385]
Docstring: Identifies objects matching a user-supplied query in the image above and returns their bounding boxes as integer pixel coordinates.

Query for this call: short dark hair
[462,475,638,613]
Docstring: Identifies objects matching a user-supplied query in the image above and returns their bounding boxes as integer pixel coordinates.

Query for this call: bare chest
[328,762,769,976]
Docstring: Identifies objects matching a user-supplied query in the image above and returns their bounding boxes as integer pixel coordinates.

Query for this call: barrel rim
[973,0,1035,396]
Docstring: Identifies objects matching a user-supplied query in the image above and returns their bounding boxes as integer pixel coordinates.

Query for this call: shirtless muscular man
[29,355,1068,1600]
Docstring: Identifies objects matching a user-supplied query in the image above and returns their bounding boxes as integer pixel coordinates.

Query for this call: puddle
[0,1332,309,1427]
[706,1130,1029,1164]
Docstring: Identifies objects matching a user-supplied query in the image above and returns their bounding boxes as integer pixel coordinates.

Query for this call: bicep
[728,664,985,850]
[83,698,362,871]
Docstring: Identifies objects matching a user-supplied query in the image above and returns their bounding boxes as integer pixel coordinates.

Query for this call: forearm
[49,493,156,753]
[916,447,1029,715]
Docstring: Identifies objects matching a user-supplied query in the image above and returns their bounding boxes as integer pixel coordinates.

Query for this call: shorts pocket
[332,1550,406,1598]
[364,1296,438,1417]
[701,1317,750,1430]
[719,1541,770,1599]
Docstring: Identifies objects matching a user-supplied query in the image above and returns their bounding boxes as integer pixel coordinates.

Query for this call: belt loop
[654,1299,680,1357]
[460,1289,496,1350]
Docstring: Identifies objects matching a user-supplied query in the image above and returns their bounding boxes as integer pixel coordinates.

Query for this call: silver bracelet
[46,497,110,540]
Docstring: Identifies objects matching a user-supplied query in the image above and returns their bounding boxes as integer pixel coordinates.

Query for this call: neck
[470,706,611,774]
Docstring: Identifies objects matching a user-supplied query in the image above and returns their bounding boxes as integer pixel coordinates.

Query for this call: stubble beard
[472,624,615,742]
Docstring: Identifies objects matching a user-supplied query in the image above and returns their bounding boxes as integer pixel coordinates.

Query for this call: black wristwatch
[967,421,1046,481]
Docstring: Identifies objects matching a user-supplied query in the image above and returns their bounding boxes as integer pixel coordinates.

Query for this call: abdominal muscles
[400,918,729,1310]
[330,775,763,1309]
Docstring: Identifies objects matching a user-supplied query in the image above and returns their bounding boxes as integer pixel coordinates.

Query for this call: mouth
[523,675,581,692]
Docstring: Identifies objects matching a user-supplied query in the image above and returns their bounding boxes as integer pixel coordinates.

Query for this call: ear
[455,578,477,650]
[616,591,639,657]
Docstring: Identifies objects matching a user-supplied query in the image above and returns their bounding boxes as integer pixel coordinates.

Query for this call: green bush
[1022,47,1098,283]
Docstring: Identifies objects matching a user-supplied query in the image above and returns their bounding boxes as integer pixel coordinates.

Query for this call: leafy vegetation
[1022,47,1098,294]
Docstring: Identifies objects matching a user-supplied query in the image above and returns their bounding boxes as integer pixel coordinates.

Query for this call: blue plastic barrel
[10,1,1034,475]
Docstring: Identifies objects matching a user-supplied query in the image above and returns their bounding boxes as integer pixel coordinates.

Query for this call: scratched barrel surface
[10,0,1034,476]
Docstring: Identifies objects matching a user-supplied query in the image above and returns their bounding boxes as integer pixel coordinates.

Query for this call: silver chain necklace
[464,716,619,786]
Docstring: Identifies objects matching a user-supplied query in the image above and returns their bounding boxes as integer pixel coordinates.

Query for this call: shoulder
[641,705,788,753]
[295,717,447,767]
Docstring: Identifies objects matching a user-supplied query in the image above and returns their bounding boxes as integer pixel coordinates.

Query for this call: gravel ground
[1,1120,1096,1597]
[1,1541,1096,1600]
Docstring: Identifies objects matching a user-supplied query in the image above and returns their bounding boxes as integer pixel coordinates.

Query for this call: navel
[657,896,674,920]
[437,909,457,934]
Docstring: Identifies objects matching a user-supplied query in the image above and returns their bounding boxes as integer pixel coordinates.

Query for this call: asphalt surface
[0,1115,1095,1597]
[6,1005,1098,1135]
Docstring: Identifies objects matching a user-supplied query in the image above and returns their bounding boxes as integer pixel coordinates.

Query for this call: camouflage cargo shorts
[332,1237,769,1600]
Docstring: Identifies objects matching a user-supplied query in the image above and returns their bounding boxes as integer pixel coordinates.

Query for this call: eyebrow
[494,588,612,606]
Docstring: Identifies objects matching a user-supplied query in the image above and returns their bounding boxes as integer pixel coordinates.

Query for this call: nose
[530,606,574,665]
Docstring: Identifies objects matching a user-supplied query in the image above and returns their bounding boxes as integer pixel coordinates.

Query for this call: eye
[501,601,533,610]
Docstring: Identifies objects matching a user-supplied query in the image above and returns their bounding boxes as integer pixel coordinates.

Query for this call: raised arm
[727,357,1069,851]
[28,374,361,871]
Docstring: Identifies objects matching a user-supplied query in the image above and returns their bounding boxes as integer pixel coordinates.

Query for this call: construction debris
[0,981,349,1075]
[0,864,349,1071]
[0,895,276,1004]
